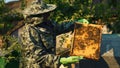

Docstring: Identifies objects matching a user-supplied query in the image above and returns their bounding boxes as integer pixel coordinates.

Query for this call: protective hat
[22,0,57,17]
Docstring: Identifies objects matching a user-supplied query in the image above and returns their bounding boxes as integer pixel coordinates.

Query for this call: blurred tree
[0,0,7,34]
[1,0,120,33]
[0,0,24,35]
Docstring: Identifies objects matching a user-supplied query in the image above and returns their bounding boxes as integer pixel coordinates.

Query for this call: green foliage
[2,36,21,53]
[0,0,5,14]
[0,35,21,68]
[0,0,120,33]
[45,0,95,23]
[0,0,23,35]
[44,0,120,33]
[0,11,23,34]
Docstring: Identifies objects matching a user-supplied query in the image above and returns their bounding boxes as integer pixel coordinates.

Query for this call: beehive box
[70,23,102,60]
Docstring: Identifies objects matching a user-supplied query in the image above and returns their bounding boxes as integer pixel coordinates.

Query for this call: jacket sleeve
[53,21,74,35]
[19,24,61,68]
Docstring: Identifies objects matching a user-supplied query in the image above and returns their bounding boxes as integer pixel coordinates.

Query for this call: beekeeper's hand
[60,56,83,65]
[77,19,89,24]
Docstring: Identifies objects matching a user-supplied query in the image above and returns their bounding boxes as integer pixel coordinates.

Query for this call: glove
[77,19,89,24]
[60,56,83,64]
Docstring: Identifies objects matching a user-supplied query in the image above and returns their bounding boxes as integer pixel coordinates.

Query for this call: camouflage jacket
[19,21,74,68]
